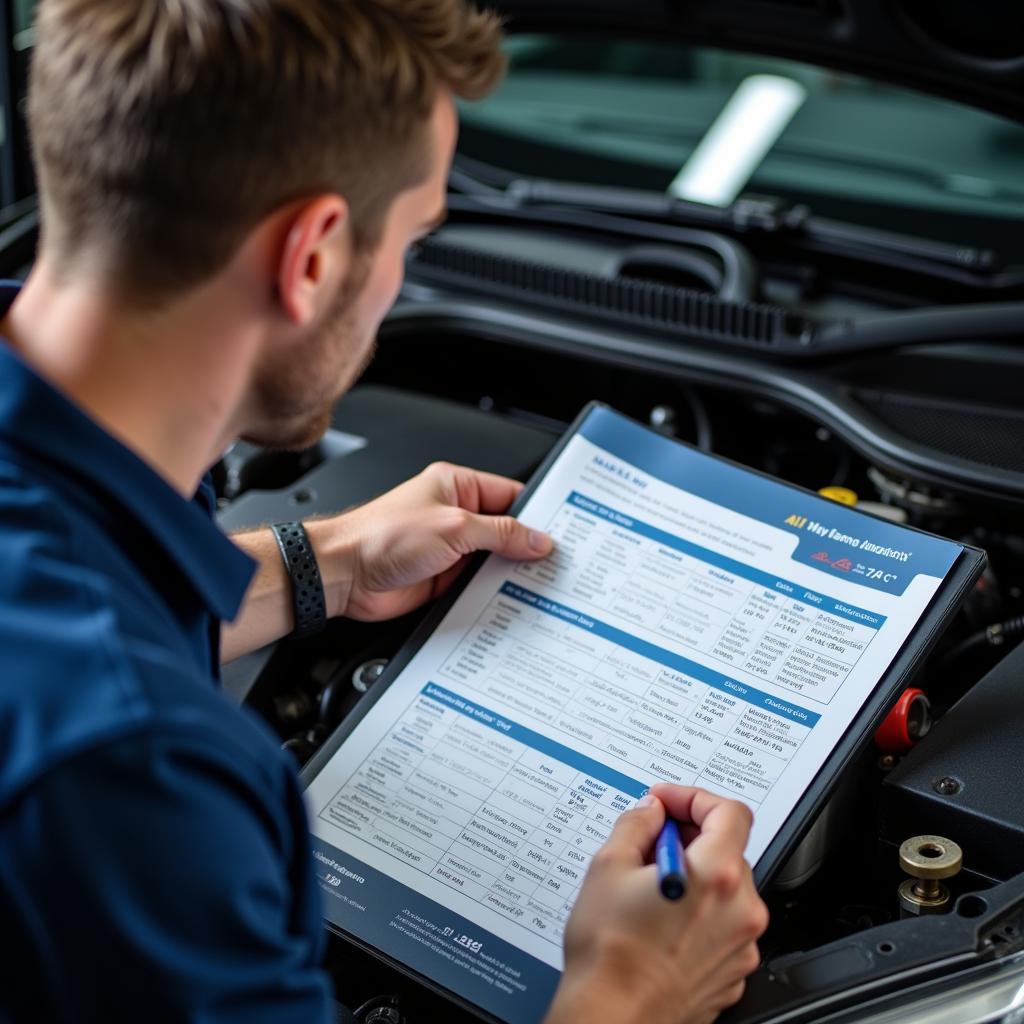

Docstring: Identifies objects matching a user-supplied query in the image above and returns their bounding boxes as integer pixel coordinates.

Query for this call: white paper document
[304,405,963,1023]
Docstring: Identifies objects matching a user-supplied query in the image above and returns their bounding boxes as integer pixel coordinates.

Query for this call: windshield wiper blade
[451,162,1023,287]
[509,178,1004,277]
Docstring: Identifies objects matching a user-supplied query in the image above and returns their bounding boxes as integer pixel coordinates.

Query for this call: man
[0,1,767,1021]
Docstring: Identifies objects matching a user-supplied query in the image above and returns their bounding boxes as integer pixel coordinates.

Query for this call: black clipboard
[302,400,985,1020]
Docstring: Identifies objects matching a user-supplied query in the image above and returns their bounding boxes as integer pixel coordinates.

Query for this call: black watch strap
[270,522,327,638]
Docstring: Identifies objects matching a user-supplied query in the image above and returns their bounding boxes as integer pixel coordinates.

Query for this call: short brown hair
[29,0,505,305]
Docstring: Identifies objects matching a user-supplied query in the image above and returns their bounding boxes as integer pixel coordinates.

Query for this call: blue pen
[655,818,687,900]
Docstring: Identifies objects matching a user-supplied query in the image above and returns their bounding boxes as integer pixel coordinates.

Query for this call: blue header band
[500,582,821,727]
[577,406,962,596]
[568,491,886,630]
[422,682,649,798]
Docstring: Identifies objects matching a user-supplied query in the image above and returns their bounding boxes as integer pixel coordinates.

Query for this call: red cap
[875,688,931,754]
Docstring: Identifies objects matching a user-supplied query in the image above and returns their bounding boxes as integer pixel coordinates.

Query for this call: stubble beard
[243,254,376,452]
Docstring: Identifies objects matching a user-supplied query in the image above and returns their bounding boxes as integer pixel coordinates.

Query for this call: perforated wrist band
[270,521,327,638]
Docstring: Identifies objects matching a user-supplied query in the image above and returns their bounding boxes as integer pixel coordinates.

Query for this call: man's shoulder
[0,458,283,806]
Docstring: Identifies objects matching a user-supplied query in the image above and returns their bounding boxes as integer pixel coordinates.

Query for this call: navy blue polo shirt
[0,284,331,1021]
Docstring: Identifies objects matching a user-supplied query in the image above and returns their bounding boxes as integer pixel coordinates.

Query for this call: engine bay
[217,258,1024,1019]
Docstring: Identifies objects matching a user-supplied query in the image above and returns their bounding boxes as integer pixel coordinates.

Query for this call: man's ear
[277,194,349,326]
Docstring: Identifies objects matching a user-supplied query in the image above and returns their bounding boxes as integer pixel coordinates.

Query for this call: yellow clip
[818,486,857,506]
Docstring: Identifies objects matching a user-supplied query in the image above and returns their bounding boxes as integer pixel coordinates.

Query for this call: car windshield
[458,34,1024,258]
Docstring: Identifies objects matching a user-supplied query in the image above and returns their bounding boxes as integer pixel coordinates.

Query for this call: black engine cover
[881,641,1024,882]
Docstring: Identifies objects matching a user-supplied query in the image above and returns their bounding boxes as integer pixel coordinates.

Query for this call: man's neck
[0,262,257,496]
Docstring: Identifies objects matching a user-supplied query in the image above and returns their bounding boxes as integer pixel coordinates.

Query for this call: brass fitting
[898,835,963,916]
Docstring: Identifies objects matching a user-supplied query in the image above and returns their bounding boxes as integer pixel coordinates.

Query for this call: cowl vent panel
[409,237,807,352]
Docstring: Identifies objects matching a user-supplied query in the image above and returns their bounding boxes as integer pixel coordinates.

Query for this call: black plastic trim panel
[412,236,805,352]
[385,291,1024,506]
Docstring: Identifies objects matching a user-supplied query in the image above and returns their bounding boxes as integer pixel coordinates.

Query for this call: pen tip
[661,876,685,900]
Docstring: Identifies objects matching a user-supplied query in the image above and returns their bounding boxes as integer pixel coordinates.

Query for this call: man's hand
[310,461,552,622]
[545,784,768,1024]
[223,463,550,662]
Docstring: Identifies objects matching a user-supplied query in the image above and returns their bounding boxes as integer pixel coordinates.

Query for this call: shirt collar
[0,282,255,621]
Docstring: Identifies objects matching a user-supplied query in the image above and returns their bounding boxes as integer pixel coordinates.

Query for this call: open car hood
[489,0,1024,123]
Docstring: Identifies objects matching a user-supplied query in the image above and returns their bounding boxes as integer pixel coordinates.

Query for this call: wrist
[547,936,680,1024]
[545,976,640,1024]
[546,946,645,1024]
[302,516,358,620]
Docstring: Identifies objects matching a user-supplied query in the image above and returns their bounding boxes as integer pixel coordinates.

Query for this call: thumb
[458,513,553,561]
[597,794,666,868]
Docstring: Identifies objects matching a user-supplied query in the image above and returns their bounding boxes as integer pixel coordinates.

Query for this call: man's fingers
[468,470,526,515]
[422,464,549,561]
[648,784,750,836]
[456,511,553,561]
[647,784,701,824]
[432,463,525,515]
[646,785,755,897]
[685,795,753,859]
[644,784,750,865]
[650,785,752,858]
[594,794,666,868]
[686,822,753,897]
